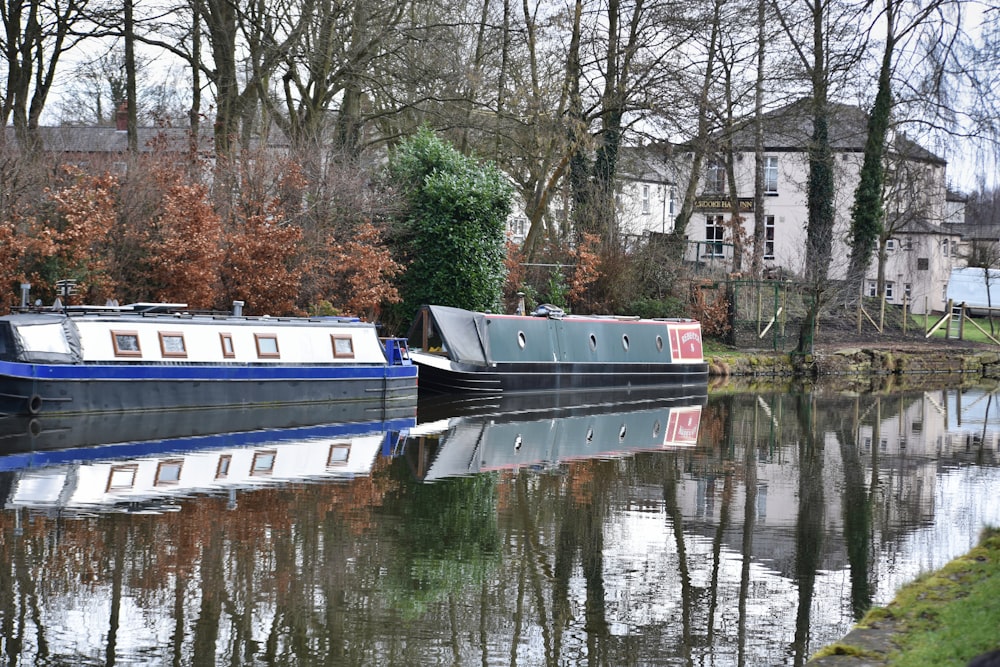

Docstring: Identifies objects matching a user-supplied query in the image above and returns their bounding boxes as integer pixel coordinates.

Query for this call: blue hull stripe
[0,360,417,382]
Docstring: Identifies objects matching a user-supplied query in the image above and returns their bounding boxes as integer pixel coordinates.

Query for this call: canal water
[1,380,998,666]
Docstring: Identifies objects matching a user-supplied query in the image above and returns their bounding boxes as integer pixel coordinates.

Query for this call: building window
[866,281,877,297]
[641,184,651,214]
[903,238,913,250]
[704,160,725,194]
[943,283,948,302]
[764,157,778,194]
[764,215,775,259]
[885,281,895,300]
[917,257,929,270]
[904,283,912,299]
[942,239,950,257]
[508,217,526,238]
[668,187,676,216]
[705,215,725,256]
[886,239,896,251]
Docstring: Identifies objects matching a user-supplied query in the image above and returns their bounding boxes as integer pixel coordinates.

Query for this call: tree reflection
[792,392,824,667]
[0,382,997,665]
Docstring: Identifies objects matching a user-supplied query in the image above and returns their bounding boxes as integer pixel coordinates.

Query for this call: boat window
[158,331,187,358]
[327,444,351,466]
[155,459,184,485]
[517,331,526,349]
[17,322,70,354]
[622,334,629,351]
[254,334,280,359]
[111,330,142,357]
[332,335,355,358]
[618,424,627,442]
[656,335,664,352]
[216,455,232,479]
[106,464,138,491]
[653,420,662,438]
[251,450,277,475]
[220,333,235,358]
[589,334,597,351]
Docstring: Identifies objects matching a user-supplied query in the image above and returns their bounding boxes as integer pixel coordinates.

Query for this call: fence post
[879,292,886,331]
[757,283,763,337]
[959,302,966,340]
[773,281,780,351]
[902,295,908,334]
[857,281,863,333]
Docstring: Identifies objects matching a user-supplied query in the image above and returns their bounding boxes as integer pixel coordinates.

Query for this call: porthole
[517,331,526,349]
[589,333,597,351]
[656,335,663,351]
[622,334,629,351]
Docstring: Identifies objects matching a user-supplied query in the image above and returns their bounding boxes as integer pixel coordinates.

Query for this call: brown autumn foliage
[144,163,224,310]
[45,168,119,304]
[690,281,731,338]
[324,221,403,321]
[502,238,526,310]
[568,232,602,307]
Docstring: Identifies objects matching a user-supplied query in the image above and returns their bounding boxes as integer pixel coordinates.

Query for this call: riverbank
[706,343,1000,381]
[806,527,1000,666]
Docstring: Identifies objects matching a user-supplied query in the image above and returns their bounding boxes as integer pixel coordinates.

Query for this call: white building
[636,100,961,313]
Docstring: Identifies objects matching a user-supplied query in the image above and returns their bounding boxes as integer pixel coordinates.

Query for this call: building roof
[895,217,961,236]
[3,125,214,155]
[710,98,946,166]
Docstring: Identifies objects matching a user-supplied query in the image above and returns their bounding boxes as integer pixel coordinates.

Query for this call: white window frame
[704,160,725,194]
[866,281,877,297]
[764,157,778,194]
[885,281,895,300]
[641,184,651,214]
[764,215,775,259]
[705,215,725,257]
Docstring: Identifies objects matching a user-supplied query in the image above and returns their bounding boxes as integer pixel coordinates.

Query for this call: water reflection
[0,382,998,666]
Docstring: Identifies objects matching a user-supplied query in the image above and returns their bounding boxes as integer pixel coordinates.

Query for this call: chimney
[116,102,128,131]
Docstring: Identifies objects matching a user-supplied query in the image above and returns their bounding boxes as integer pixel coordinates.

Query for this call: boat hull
[0,361,417,420]
[412,352,708,396]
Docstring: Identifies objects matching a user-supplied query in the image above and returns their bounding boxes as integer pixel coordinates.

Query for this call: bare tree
[772,0,866,353]
[1,0,109,151]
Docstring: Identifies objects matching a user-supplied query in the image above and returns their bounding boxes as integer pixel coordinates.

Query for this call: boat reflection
[405,391,706,481]
[0,410,414,514]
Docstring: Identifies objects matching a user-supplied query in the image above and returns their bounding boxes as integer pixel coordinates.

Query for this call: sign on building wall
[694,197,755,213]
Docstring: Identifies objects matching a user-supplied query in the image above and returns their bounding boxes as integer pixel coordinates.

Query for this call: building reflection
[0,383,997,666]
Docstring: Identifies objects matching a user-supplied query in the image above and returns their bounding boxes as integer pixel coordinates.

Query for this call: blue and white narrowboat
[0,303,417,419]
[406,304,708,395]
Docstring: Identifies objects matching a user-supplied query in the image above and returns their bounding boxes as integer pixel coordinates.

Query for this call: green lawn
[813,528,1000,666]
[915,313,1000,344]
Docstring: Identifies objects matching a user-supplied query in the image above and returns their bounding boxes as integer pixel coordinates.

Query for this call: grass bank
[810,527,1000,666]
